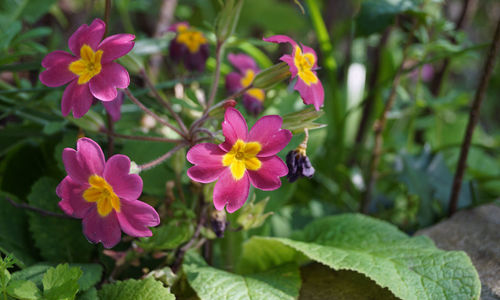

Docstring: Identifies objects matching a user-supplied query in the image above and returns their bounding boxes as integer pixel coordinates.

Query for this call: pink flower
[186,108,292,213]
[56,138,160,248]
[39,19,134,118]
[225,53,266,116]
[168,22,209,72]
[263,35,324,111]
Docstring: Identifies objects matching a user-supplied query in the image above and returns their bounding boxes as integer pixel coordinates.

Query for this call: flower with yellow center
[294,46,318,86]
[83,175,121,217]
[69,44,104,84]
[176,25,208,53]
[222,140,262,180]
[240,69,265,102]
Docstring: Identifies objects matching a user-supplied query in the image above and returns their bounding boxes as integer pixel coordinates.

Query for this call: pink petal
[56,176,93,218]
[62,137,105,184]
[248,115,292,157]
[280,54,298,78]
[116,198,160,237]
[228,53,259,73]
[301,43,319,69]
[225,72,243,93]
[39,51,77,87]
[98,33,135,63]
[213,169,250,213]
[220,107,248,152]
[89,62,130,101]
[61,80,94,118]
[263,35,298,48]
[187,165,226,183]
[102,91,123,122]
[68,19,106,55]
[186,143,226,183]
[294,77,324,111]
[82,209,121,248]
[104,154,142,200]
[248,156,287,191]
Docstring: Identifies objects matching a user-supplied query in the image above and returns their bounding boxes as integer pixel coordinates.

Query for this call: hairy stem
[124,88,187,139]
[449,17,500,216]
[99,129,183,143]
[138,143,187,171]
[6,197,73,219]
[206,41,224,110]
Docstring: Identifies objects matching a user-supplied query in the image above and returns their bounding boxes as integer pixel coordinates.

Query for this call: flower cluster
[168,22,209,72]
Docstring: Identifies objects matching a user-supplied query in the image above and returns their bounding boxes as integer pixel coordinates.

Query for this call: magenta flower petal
[228,53,258,73]
[89,62,130,101]
[102,91,124,122]
[220,107,248,151]
[98,33,135,63]
[62,137,105,184]
[39,51,77,87]
[248,156,287,191]
[263,35,298,48]
[104,154,143,200]
[188,166,226,183]
[280,54,298,77]
[242,94,264,117]
[56,176,93,218]
[187,143,226,183]
[213,169,250,213]
[248,115,292,157]
[116,198,160,237]
[294,77,324,111]
[61,81,94,118]
[225,72,243,93]
[68,19,105,55]
[82,210,121,248]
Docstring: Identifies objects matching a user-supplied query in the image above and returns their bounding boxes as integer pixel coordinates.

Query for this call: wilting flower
[263,35,324,111]
[39,19,134,118]
[168,22,209,72]
[225,53,266,116]
[56,137,160,248]
[187,108,292,213]
[286,148,315,182]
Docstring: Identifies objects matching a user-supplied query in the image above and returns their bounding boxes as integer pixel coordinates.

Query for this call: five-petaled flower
[39,19,134,118]
[168,22,209,72]
[56,137,160,248]
[226,53,266,116]
[186,107,292,213]
[263,35,324,111]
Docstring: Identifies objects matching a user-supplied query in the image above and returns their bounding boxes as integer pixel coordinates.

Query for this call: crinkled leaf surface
[42,264,82,300]
[6,279,41,300]
[184,252,300,300]
[98,277,175,300]
[239,214,480,300]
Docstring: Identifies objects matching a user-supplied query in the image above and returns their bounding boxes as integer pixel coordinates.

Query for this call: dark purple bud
[210,210,228,238]
[286,149,315,183]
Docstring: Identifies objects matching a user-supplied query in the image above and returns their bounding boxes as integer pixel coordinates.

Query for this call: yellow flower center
[82,175,121,217]
[240,69,265,102]
[294,46,318,86]
[222,140,262,180]
[69,44,103,84]
[176,25,207,53]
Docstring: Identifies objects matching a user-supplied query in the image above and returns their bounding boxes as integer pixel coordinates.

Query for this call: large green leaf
[239,214,481,300]
[42,264,82,300]
[356,0,418,36]
[184,252,300,300]
[27,177,94,262]
[98,277,175,300]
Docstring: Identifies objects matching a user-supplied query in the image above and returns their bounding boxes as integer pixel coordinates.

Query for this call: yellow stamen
[293,46,318,86]
[240,70,265,101]
[69,44,103,84]
[176,26,207,53]
[83,175,121,217]
[222,140,262,180]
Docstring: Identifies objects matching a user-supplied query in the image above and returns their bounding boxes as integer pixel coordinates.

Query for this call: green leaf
[137,220,194,251]
[76,287,98,300]
[42,264,82,300]
[184,252,300,300]
[27,177,94,262]
[98,277,175,300]
[239,214,481,300]
[6,280,41,300]
[356,0,418,36]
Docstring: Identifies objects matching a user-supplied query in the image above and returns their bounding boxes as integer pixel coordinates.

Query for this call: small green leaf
[42,264,82,300]
[239,214,481,300]
[98,277,175,300]
[6,280,41,300]
[184,252,300,300]
[137,221,194,251]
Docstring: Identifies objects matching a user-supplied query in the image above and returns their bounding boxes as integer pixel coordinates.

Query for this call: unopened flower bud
[286,146,315,183]
[207,99,237,118]
[253,62,291,89]
[210,210,228,238]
